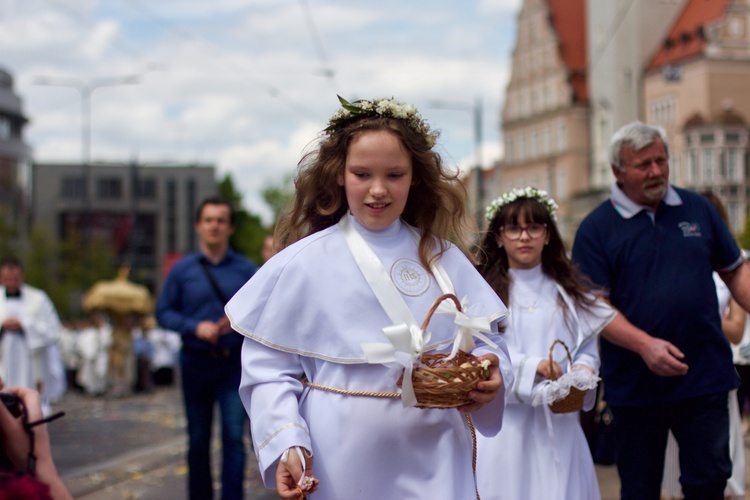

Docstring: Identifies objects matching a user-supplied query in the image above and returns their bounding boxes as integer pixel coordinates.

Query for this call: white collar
[609,182,682,219]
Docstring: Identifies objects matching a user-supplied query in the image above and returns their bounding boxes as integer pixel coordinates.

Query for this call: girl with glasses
[474,187,616,499]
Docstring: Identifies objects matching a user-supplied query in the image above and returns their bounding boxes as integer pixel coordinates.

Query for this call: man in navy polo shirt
[156,196,257,499]
[573,121,750,500]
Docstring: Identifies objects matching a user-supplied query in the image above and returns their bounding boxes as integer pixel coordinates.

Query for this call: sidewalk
[47,384,747,499]
[50,385,274,499]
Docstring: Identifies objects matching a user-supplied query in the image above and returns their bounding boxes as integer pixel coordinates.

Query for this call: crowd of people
[3,95,750,500]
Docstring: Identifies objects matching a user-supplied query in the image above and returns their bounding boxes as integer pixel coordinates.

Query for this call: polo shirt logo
[678,221,702,237]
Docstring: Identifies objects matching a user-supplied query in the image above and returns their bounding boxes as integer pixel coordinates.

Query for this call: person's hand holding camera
[0,382,72,499]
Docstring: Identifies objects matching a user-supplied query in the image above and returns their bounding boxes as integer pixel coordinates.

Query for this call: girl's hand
[537,359,562,380]
[458,354,501,413]
[276,447,319,499]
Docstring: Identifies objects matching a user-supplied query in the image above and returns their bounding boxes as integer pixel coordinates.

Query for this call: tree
[218,174,266,264]
[738,209,750,251]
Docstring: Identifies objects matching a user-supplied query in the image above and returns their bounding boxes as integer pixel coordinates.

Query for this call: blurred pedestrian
[76,313,112,396]
[145,319,181,387]
[156,196,257,500]
[662,191,746,499]
[0,258,65,416]
[572,121,750,499]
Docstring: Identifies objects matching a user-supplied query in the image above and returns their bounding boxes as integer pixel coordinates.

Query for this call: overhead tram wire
[298,0,337,91]
[123,0,322,122]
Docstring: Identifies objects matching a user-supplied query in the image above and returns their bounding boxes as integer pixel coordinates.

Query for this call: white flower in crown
[325,95,438,147]
[485,186,559,222]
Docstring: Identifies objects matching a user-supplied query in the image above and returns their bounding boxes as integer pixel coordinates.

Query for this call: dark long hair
[475,196,596,313]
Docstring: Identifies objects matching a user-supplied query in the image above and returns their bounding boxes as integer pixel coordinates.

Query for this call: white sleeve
[25,292,62,350]
[240,338,312,488]
[470,331,514,436]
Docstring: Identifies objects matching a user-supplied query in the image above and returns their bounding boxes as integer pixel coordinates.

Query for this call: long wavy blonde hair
[275,114,474,270]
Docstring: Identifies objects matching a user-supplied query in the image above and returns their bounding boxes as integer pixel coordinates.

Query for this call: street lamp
[34,75,140,287]
[429,97,484,226]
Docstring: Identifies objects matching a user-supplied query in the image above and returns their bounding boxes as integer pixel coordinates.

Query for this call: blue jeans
[611,391,731,500]
[181,348,248,500]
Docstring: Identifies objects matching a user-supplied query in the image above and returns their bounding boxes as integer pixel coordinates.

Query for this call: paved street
[45,383,745,499]
[50,384,275,499]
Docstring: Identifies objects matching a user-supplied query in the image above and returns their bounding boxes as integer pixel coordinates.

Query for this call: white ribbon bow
[361,323,431,407]
[434,295,498,359]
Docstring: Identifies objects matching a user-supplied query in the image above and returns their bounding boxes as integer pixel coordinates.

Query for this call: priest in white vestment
[0,258,66,414]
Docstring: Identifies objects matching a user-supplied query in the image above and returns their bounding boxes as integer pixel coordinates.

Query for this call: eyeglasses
[500,223,547,240]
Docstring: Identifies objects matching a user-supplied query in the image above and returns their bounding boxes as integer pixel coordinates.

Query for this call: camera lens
[0,392,21,418]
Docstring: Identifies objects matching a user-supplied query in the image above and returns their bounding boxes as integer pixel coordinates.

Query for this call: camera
[0,392,22,472]
[0,392,21,418]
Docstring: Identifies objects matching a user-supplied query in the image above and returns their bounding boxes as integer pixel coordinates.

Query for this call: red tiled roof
[548,0,588,102]
[647,0,732,71]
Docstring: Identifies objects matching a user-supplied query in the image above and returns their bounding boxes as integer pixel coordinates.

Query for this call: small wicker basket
[547,339,586,414]
[406,293,489,409]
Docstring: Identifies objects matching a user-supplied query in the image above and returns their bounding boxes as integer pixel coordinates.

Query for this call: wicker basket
[407,293,489,409]
[547,339,586,414]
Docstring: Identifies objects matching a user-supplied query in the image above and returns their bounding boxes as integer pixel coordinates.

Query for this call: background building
[0,67,32,240]
[496,0,590,243]
[644,0,750,232]
[32,161,217,292]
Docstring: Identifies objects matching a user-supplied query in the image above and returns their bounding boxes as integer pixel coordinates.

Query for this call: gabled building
[496,0,590,243]
[644,0,750,232]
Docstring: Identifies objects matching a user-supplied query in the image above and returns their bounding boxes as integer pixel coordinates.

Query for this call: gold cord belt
[302,378,481,500]
[302,378,401,399]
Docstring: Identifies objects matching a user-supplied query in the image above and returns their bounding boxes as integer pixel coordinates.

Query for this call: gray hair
[609,121,670,172]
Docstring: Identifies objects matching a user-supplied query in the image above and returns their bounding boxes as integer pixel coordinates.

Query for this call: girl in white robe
[226,97,514,499]
[475,188,618,500]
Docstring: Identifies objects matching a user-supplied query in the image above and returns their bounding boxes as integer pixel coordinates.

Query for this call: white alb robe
[0,284,66,408]
[226,216,513,499]
[476,265,615,500]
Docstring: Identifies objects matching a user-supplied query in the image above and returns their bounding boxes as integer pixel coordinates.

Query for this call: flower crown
[324,95,438,147]
[485,186,558,222]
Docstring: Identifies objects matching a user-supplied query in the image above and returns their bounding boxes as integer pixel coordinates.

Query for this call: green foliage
[738,209,750,251]
[218,173,266,264]
[0,207,19,260]
[21,223,116,319]
[262,176,293,229]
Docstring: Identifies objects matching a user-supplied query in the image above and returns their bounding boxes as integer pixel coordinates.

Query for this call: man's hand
[1,318,22,332]
[195,321,220,344]
[216,315,233,335]
[638,337,688,377]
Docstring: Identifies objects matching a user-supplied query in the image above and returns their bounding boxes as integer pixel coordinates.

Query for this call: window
[557,121,567,151]
[97,177,122,199]
[0,116,10,141]
[61,176,86,199]
[703,150,714,182]
[700,133,715,144]
[542,126,551,156]
[506,136,514,163]
[135,177,157,200]
[530,130,538,159]
[689,151,699,182]
[727,150,739,181]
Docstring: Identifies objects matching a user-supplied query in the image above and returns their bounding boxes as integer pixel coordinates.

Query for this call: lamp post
[34,75,140,288]
[429,97,484,226]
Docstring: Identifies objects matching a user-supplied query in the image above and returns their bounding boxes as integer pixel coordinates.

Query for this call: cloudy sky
[0,0,521,223]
